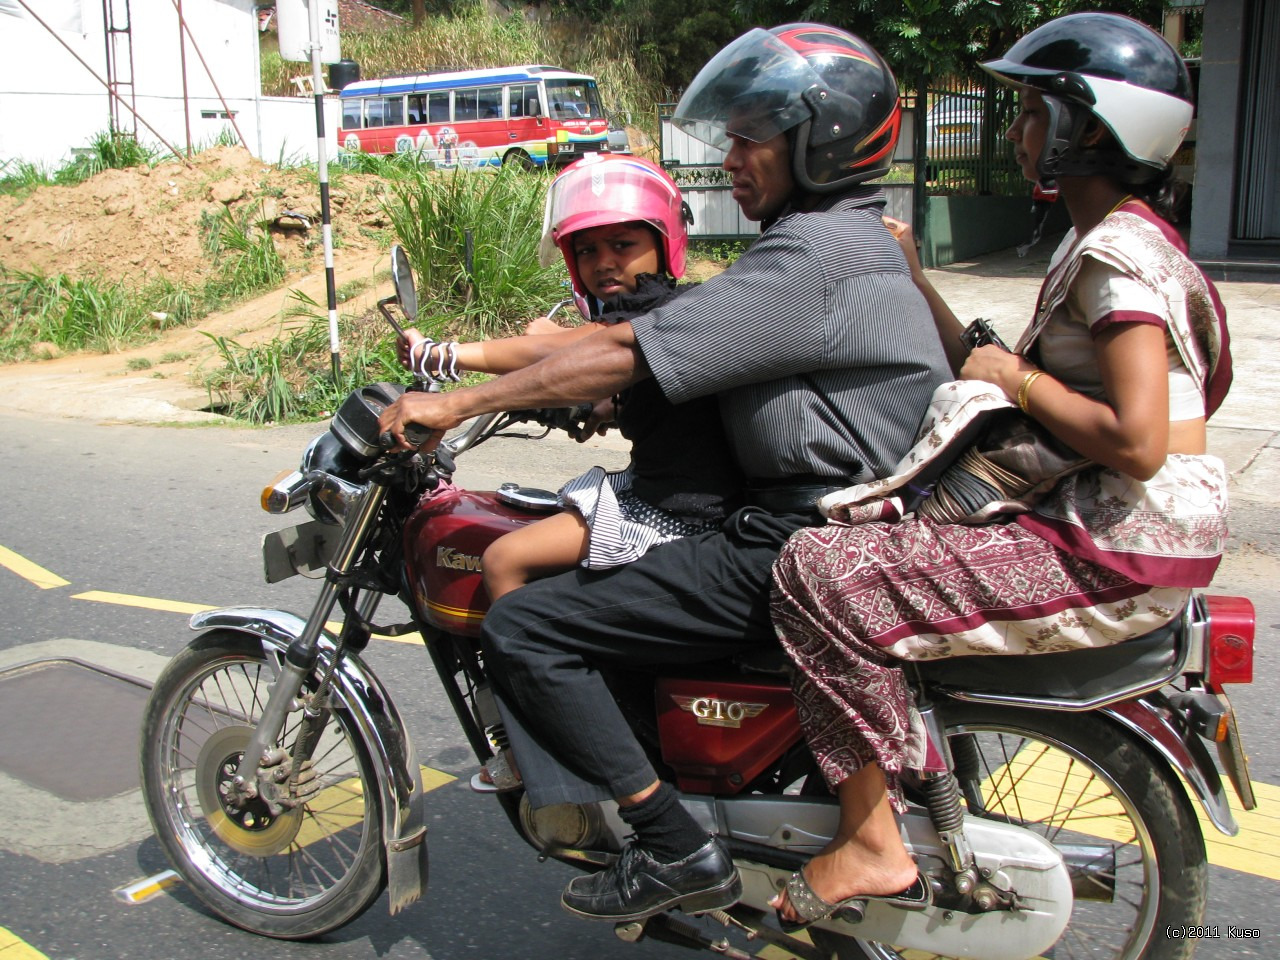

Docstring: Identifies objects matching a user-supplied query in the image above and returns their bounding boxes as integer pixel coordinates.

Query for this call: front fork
[231,483,390,805]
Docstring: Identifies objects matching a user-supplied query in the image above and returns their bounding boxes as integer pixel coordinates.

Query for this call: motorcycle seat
[919,613,1187,706]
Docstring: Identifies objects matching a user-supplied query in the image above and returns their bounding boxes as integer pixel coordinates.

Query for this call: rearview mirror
[390,245,418,323]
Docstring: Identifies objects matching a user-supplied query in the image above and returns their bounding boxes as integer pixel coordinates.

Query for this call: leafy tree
[730,0,1167,86]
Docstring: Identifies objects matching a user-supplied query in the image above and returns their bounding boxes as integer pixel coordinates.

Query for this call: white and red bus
[337,65,619,169]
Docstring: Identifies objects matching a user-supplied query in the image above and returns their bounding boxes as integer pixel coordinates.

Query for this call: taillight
[1202,594,1255,685]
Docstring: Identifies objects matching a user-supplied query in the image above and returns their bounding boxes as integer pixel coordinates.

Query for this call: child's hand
[397,328,427,372]
[568,397,618,442]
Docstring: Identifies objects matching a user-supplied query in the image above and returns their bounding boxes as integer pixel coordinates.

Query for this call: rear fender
[189,607,429,913]
[1103,695,1238,836]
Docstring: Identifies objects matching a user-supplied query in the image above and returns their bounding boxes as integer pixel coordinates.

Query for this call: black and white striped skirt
[558,466,717,570]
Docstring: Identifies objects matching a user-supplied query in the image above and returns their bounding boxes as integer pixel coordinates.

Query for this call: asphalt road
[0,414,1276,960]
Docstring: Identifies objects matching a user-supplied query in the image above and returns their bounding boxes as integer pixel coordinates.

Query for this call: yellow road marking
[72,590,215,615]
[987,744,1280,881]
[0,545,69,590]
[69,592,422,645]
[0,926,50,960]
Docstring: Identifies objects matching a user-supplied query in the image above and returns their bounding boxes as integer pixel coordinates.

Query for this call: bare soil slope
[0,146,398,421]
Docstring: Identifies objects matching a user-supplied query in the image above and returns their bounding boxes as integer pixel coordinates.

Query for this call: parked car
[926,93,984,164]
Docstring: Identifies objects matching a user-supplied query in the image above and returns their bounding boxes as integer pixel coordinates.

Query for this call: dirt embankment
[0,145,391,286]
[0,146,399,421]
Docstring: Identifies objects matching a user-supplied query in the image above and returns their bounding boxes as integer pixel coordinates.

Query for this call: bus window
[477,85,503,119]
[508,83,540,119]
[365,96,404,128]
[428,92,449,123]
[546,79,605,121]
[407,94,424,124]
[342,98,363,129]
[454,89,479,122]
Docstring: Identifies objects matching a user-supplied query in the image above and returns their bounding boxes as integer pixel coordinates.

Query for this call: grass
[203,291,410,423]
[0,269,196,360]
[383,164,566,340]
[199,205,287,304]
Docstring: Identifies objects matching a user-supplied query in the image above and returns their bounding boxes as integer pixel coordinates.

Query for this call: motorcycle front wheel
[140,630,386,939]
[812,705,1206,960]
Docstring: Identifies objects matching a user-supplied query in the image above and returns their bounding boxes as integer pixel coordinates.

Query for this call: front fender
[1103,695,1238,836]
[190,606,429,913]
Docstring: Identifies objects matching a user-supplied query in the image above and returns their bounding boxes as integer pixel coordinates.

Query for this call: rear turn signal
[1202,594,1255,686]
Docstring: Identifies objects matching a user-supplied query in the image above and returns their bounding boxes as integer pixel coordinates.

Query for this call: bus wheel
[504,150,537,172]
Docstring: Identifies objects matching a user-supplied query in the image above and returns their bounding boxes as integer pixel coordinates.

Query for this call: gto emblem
[672,695,767,729]
[436,546,483,571]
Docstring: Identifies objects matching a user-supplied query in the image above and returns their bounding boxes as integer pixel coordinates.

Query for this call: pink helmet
[539,154,691,302]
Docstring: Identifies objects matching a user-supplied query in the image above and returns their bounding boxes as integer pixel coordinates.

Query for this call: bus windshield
[545,79,606,121]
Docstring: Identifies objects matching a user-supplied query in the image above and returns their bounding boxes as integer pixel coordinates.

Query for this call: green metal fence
[925,78,1024,197]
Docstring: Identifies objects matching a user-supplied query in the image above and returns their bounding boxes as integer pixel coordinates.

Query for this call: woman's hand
[883,216,925,282]
[524,315,568,336]
[959,344,1036,403]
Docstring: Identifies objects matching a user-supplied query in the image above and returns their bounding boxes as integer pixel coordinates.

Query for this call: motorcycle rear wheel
[140,630,386,939]
[812,705,1206,960]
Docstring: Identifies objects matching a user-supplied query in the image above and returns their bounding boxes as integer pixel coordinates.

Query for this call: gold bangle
[1017,370,1046,413]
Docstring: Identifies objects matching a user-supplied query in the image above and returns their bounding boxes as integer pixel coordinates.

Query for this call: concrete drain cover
[0,659,152,801]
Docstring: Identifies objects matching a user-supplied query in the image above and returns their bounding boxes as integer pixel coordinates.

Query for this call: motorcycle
[140,247,1257,960]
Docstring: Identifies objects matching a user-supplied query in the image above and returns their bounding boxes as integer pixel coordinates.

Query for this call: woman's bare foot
[769,764,918,923]
[770,837,918,922]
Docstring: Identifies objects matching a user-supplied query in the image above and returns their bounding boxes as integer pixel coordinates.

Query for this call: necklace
[1105,193,1134,218]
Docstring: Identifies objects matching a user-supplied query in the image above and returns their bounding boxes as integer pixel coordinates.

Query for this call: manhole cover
[0,660,152,801]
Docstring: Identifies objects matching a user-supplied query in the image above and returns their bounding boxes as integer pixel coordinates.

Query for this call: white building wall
[0,0,336,170]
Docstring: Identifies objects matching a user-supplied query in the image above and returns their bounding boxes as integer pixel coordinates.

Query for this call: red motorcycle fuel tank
[656,676,802,795]
[403,486,554,637]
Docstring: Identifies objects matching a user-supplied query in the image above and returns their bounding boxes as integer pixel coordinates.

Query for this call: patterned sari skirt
[769,516,1189,809]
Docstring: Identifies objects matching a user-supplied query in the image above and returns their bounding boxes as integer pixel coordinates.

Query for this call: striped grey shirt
[632,188,950,484]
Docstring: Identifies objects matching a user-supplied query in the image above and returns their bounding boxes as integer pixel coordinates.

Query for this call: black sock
[618,782,709,864]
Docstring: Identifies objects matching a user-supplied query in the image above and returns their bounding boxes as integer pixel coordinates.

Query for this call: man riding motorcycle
[379,23,951,922]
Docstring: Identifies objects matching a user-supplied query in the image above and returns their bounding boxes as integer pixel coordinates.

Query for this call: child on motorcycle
[394,154,742,603]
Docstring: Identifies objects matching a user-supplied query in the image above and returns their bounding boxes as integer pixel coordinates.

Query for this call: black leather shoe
[561,837,742,922]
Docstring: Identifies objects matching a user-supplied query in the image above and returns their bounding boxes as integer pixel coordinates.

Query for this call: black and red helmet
[672,23,901,193]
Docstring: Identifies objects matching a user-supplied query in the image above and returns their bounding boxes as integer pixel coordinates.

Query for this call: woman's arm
[397,323,604,376]
[960,323,1172,480]
[883,216,968,375]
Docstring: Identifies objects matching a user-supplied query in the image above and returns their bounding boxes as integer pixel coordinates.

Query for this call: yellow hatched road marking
[0,545,69,590]
[0,927,50,960]
[986,744,1280,880]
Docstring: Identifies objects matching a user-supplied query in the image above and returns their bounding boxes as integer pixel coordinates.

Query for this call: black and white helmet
[980,12,1193,184]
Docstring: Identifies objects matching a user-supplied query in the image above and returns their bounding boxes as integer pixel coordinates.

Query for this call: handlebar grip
[404,423,435,448]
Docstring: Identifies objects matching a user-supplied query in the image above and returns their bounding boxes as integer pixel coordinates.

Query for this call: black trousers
[480,506,814,809]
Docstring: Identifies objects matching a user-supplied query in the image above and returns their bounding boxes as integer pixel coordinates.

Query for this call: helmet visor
[672,28,819,150]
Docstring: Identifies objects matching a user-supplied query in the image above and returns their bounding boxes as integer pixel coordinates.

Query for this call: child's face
[572,223,662,300]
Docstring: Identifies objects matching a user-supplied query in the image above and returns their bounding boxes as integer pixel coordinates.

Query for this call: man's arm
[378,322,649,449]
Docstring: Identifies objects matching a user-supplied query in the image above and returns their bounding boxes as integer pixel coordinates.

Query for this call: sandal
[776,868,932,933]
[468,749,523,794]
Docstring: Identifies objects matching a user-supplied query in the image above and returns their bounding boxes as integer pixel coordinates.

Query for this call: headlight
[306,473,368,526]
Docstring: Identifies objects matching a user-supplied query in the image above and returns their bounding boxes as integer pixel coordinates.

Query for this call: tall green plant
[0,269,191,358]
[384,165,567,339]
[201,205,287,304]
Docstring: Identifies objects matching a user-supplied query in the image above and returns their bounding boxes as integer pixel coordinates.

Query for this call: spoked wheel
[141,630,386,938]
[812,706,1206,960]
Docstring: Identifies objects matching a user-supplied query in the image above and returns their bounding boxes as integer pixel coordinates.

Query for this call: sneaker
[561,837,741,922]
